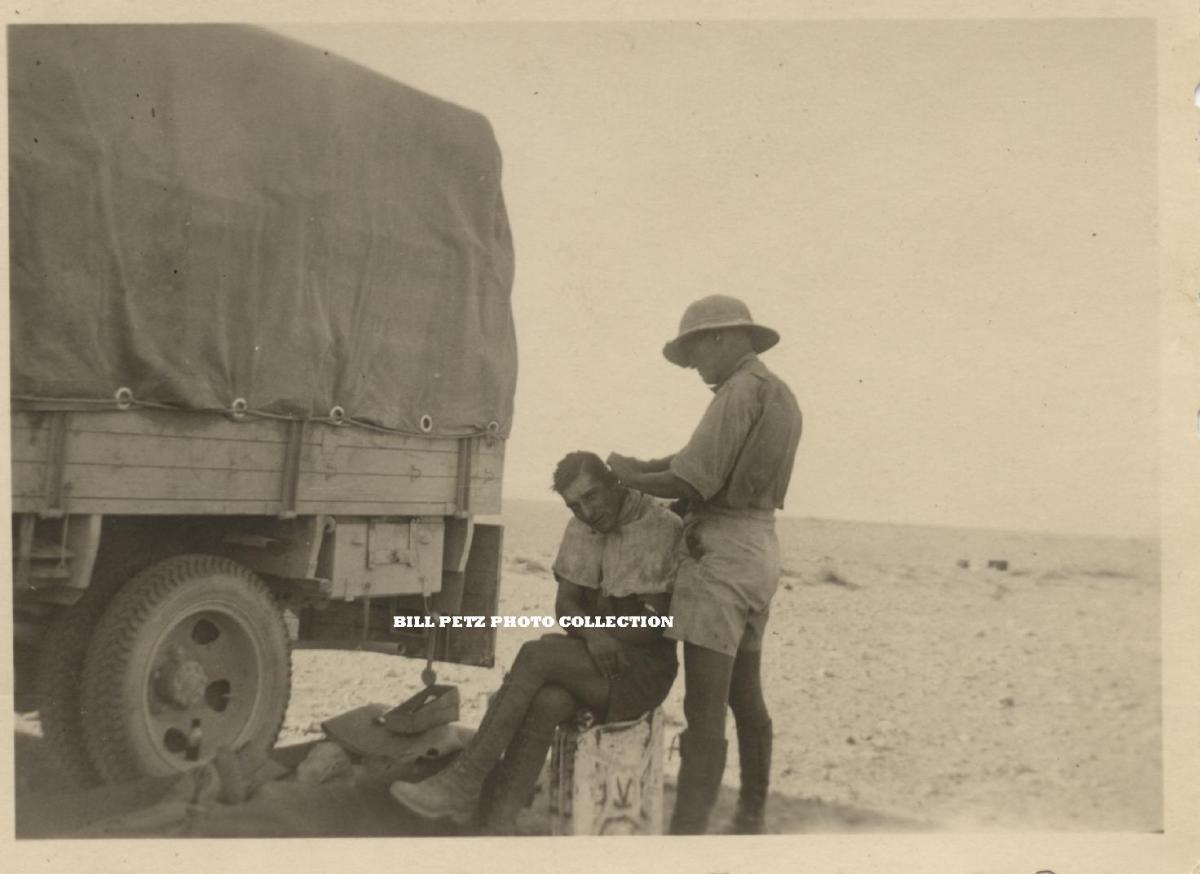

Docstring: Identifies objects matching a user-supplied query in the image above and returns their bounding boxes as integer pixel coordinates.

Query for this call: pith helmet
[662,295,780,366]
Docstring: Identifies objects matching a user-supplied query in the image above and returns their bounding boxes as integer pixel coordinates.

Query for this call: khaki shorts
[666,593,770,656]
[664,508,779,658]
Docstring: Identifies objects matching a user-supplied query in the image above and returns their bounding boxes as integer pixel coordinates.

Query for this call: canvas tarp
[9,24,517,436]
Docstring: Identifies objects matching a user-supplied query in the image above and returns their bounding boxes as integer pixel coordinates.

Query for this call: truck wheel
[14,643,39,714]
[36,608,104,785]
[36,550,176,787]
[81,555,291,782]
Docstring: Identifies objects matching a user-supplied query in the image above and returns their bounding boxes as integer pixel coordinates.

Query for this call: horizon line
[491,496,1158,543]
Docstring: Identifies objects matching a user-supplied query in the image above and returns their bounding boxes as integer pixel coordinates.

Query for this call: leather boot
[668,730,727,835]
[477,726,555,835]
[727,718,771,834]
[390,676,539,824]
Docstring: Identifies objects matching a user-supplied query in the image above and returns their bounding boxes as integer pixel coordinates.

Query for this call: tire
[80,554,291,782]
[14,643,39,714]
[35,550,176,787]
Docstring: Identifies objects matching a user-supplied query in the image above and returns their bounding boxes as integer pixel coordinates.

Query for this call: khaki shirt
[670,353,802,511]
[552,489,682,600]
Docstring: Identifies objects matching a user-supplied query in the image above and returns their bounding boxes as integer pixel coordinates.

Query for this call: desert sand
[14,500,1160,836]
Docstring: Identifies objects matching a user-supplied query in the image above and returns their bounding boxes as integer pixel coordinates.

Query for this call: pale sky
[274,19,1158,538]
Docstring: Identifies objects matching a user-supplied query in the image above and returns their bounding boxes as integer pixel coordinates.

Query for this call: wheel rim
[136,599,269,770]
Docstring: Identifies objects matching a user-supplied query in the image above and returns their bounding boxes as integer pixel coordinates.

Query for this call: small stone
[999,696,1015,708]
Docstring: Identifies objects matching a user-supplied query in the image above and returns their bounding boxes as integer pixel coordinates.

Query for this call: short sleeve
[670,375,760,500]
[551,516,603,589]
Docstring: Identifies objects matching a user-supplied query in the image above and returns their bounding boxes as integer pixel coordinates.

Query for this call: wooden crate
[549,708,664,836]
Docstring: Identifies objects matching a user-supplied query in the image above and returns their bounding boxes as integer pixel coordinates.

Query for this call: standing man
[606,295,802,835]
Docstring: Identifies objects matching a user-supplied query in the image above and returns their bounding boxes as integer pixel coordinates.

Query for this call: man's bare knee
[527,684,578,726]
[512,639,556,678]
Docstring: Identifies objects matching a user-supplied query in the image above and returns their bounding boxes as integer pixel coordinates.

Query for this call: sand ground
[13,511,1160,835]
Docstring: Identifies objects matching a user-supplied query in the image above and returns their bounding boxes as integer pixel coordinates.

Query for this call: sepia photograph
[2,3,1196,872]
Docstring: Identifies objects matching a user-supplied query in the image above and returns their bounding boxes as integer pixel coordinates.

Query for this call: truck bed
[12,409,502,517]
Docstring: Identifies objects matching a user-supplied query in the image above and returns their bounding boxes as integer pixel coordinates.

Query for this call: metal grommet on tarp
[419,414,434,433]
[229,397,248,420]
[114,387,134,410]
[329,406,346,426]
[484,420,501,445]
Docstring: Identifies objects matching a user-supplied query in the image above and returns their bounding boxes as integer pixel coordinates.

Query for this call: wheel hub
[156,656,210,709]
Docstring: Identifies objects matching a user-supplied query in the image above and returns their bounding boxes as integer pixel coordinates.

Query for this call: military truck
[9,25,516,785]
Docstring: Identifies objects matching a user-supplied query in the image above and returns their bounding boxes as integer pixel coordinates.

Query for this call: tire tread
[81,554,291,782]
[35,548,176,787]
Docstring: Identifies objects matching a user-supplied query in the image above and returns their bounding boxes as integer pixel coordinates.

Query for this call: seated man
[390,450,683,833]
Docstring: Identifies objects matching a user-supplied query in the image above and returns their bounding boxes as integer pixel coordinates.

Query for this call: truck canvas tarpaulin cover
[9,24,517,437]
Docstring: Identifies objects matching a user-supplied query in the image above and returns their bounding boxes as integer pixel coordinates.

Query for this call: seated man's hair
[552,450,618,495]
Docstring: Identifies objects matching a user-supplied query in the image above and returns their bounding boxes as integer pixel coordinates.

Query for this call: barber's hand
[583,632,629,680]
[605,452,637,482]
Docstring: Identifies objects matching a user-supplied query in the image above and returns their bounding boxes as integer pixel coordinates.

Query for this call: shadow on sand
[15,730,933,839]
